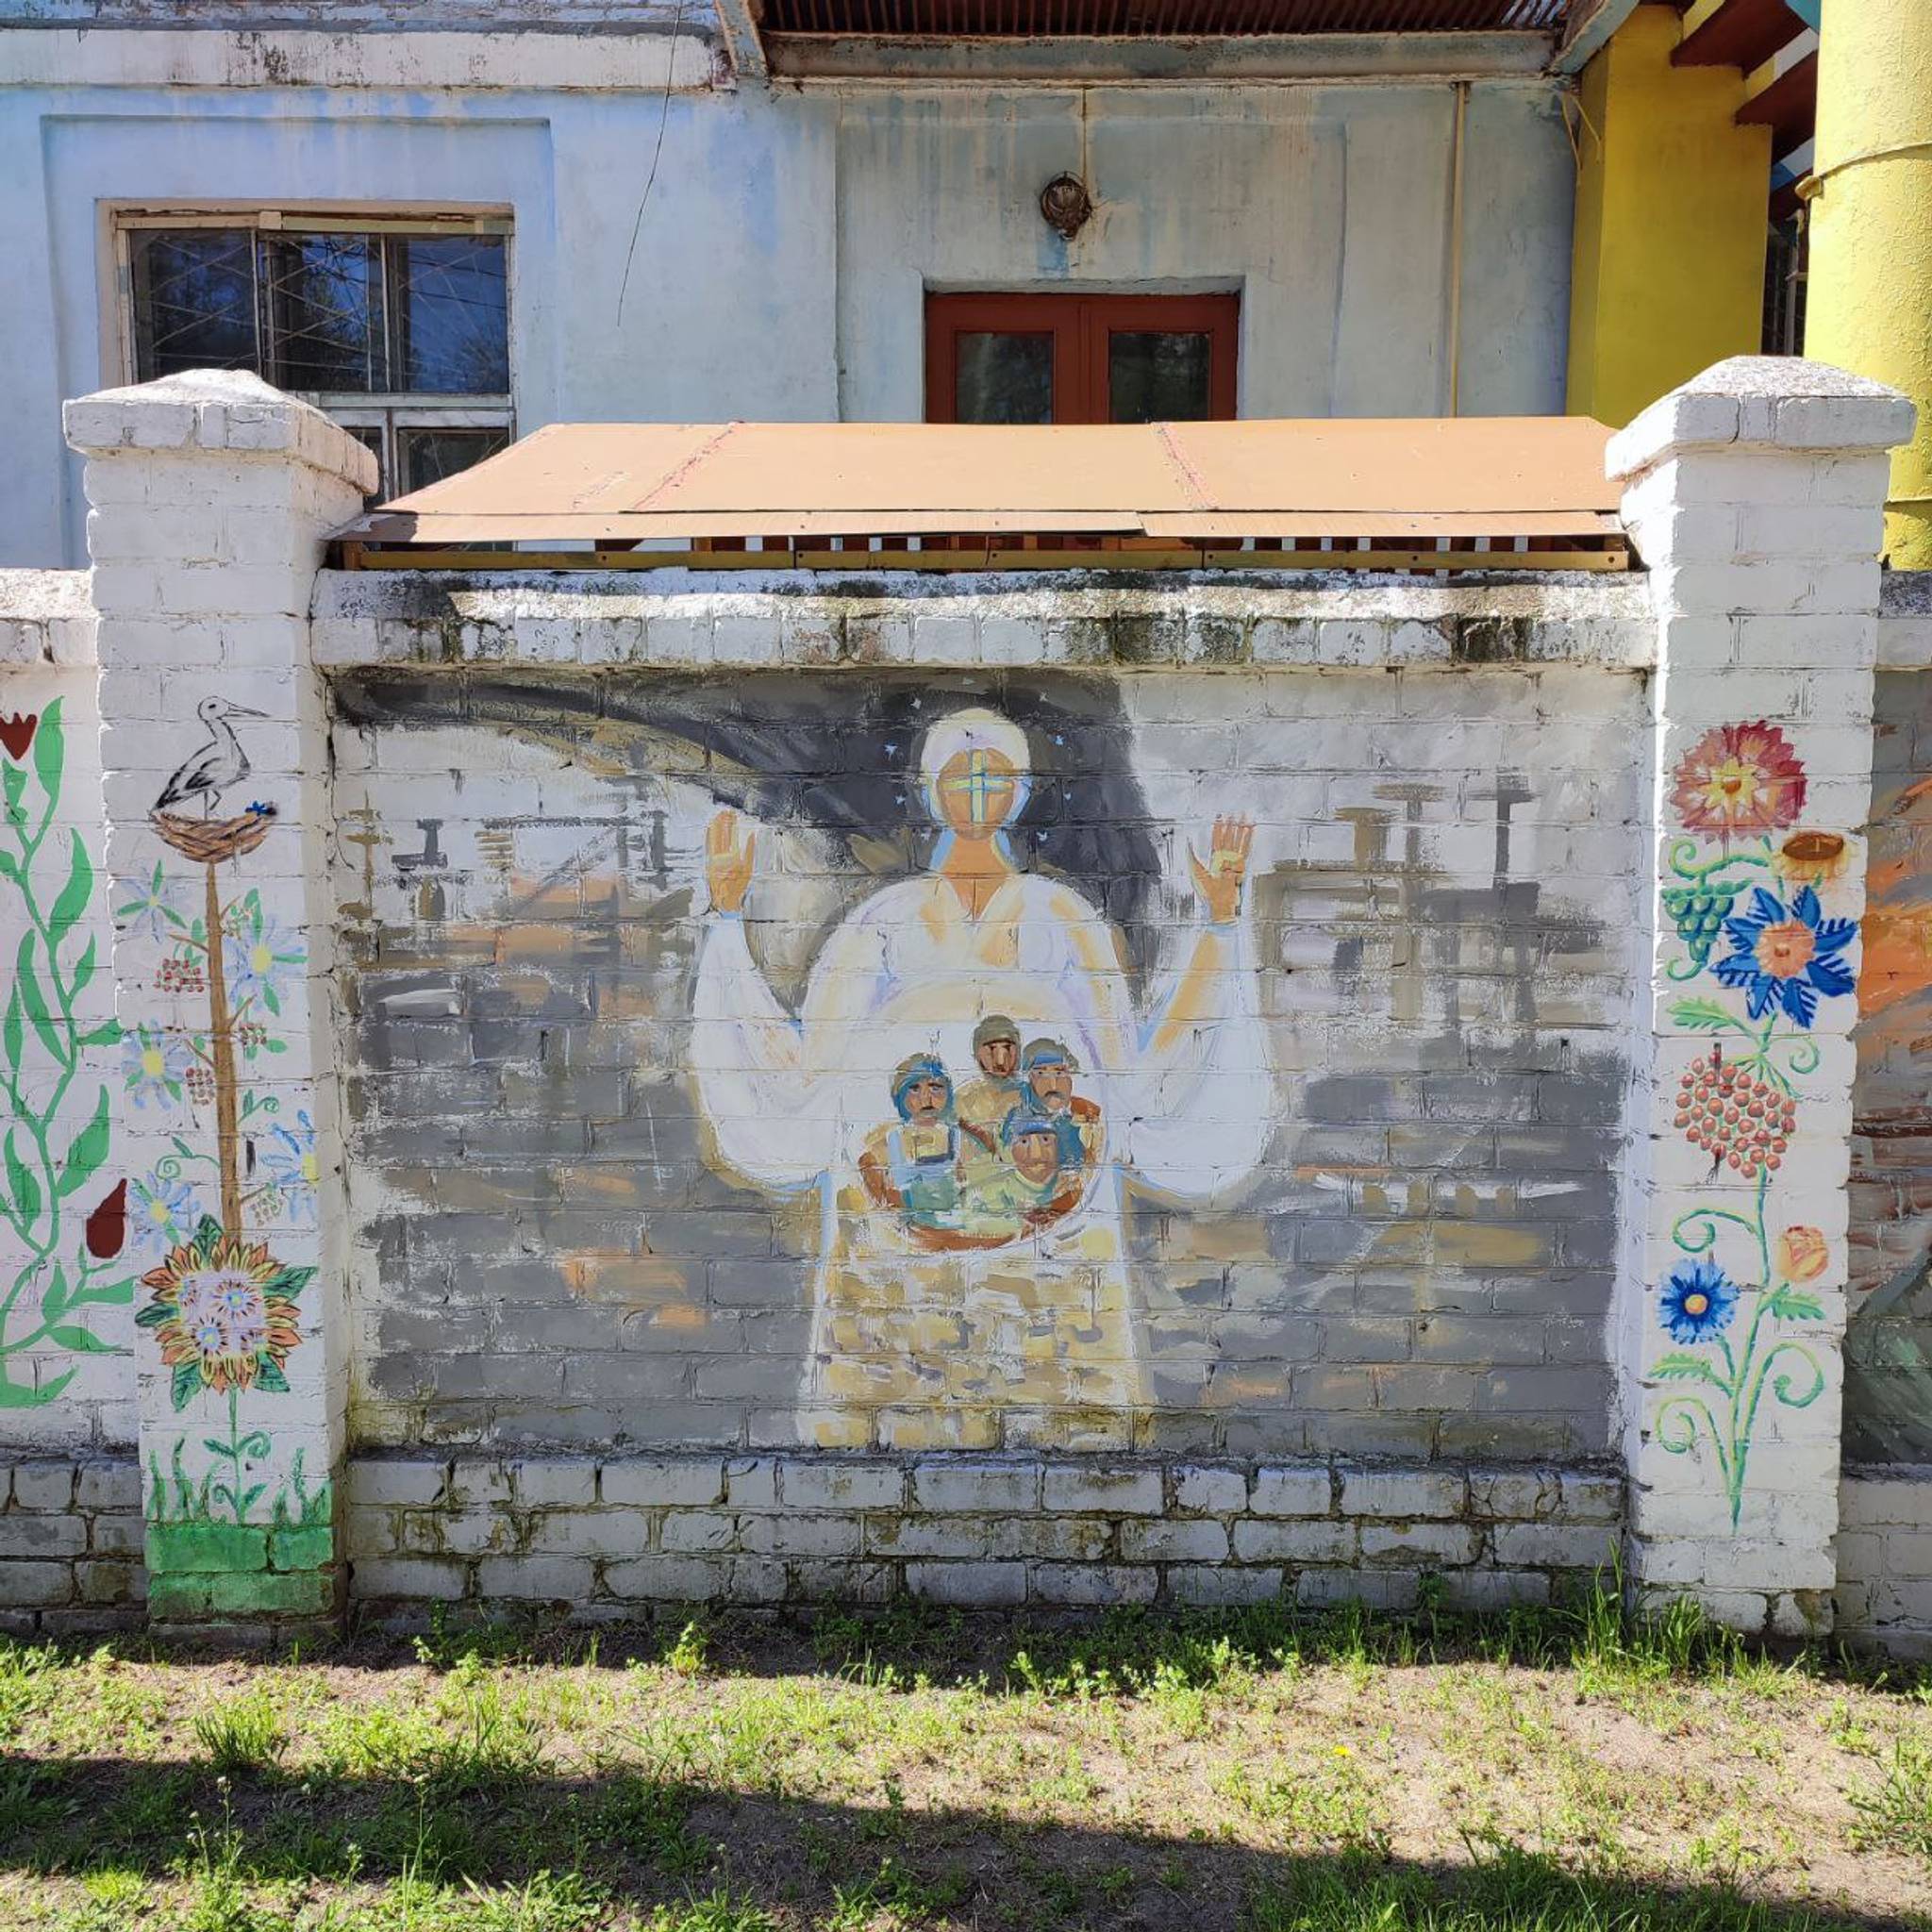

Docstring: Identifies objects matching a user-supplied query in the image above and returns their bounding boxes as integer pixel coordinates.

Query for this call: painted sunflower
[1670,722,1807,837]
[135,1216,310,1408]
[1714,884,1857,1027]
[1659,1258,1740,1345]
[1770,828,1852,889]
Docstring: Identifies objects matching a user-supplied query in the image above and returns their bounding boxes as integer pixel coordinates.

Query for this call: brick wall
[346,1452,1624,1619]
[0,1456,143,1630]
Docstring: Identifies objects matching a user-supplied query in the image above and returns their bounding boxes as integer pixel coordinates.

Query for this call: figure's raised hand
[1189,814,1255,924]
[706,809,756,915]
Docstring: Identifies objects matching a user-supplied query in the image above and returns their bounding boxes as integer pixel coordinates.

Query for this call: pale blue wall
[0,71,1574,566]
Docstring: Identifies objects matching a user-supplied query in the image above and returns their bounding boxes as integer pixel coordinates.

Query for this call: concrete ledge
[309,570,1657,674]
[1608,357,1916,485]
[345,1453,1626,1619]
[65,371,378,495]
[0,568,94,668]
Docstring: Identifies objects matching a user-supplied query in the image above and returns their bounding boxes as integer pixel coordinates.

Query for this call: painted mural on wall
[690,706,1271,1447]
[1646,720,1856,1525]
[120,700,328,1599]
[334,667,1635,1464]
[1845,669,1932,1461]
[0,697,132,1407]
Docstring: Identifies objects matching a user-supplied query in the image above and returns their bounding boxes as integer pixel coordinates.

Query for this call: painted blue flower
[130,1171,202,1256]
[1713,885,1856,1028]
[113,863,186,947]
[223,916,303,1016]
[122,1024,191,1108]
[258,1110,319,1226]
[1659,1258,1740,1344]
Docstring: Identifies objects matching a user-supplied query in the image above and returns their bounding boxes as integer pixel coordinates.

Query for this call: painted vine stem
[0,700,131,1405]
[1649,722,1853,1528]
[130,777,320,1533]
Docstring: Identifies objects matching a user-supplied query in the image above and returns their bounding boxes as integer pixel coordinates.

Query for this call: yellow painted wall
[1566,4,1773,426]
[1807,0,1932,566]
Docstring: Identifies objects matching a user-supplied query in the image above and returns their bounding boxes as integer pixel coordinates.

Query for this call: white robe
[691,867,1272,1450]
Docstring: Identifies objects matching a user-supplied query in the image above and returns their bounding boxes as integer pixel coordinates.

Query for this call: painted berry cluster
[1650,719,1855,1527]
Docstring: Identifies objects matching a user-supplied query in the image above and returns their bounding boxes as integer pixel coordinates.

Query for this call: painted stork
[154,697,266,818]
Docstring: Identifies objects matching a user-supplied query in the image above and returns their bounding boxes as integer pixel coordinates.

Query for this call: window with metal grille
[118,212,513,500]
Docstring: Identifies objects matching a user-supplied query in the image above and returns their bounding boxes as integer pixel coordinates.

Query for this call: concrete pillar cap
[62,368,378,495]
[1607,356,1916,484]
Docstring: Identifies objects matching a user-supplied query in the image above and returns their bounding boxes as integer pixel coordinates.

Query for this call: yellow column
[1805,0,1932,566]
[1567,5,1772,427]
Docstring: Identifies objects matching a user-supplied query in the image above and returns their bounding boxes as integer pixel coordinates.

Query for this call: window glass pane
[131,231,259,381]
[397,425,510,495]
[391,236,510,394]
[953,332,1054,425]
[264,233,384,393]
[1108,330,1213,424]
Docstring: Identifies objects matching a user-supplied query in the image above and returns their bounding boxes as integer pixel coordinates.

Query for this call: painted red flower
[84,1180,127,1260]
[1671,722,1807,836]
[0,713,37,762]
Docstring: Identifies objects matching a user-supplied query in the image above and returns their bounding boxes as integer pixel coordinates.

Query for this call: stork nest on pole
[151,807,277,866]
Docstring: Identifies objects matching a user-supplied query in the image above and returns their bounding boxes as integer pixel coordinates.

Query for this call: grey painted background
[330,664,1640,1463]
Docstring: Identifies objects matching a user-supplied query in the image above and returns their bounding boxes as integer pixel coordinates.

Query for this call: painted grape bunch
[1661,884,1738,969]
[1674,1046,1795,1181]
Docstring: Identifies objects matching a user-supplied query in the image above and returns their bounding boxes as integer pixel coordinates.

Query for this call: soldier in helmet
[1021,1036,1102,1170]
[956,1013,1025,1179]
[858,1053,964,1227]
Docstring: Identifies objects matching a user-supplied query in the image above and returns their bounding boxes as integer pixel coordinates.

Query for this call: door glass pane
[131,231,259,381]
[264,233,384,392]
[953,332,1054,425]
[397,425,510,495]
[391,235,510,394]
[1108,330,1213,424]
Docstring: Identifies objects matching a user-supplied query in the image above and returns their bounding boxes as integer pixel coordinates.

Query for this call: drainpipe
[1802,0,1932,564]
[1447,79,1469,417]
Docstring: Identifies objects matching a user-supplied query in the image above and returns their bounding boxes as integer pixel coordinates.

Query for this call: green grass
[1,1590,1927,1930]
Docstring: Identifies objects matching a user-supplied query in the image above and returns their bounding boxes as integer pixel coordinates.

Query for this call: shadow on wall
[1846,670,1932,1463]
[329,669,1629,1465]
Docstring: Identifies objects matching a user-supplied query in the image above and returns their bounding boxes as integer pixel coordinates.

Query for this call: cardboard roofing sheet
[341,416,1619,545]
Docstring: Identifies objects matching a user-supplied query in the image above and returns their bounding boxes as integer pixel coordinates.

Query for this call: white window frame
[109,205,515,499]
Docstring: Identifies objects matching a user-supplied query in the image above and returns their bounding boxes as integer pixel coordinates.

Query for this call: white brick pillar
[1611,358,1914,1634]
[63,372,374,1625]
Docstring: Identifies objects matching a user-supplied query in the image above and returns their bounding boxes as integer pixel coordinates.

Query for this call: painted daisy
[1714,885,1857,1027]
[1659,1258,1740,1345]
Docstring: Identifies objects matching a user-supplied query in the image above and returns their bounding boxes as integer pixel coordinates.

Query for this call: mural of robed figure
[690,705,1274,1451]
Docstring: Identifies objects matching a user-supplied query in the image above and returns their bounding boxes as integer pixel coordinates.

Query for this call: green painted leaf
[1,984,20,1074]
[5,1133,41,1228]
[1651,1350,1731,1391]
[78,1020,121,1050]
[263,1266,316,1298]
[39,1263,68,1321]
[2,763,25,817]
[169,1360,200,1410]
[1765,1286,1826,1322]
[1670,998,1741,1034]
[135,1303,172,1328]
[71,933,97,999]
[15,933,61,1066]
[49,830,92,941]
[0,852,15,883]
[66,1274,133,1308]
[0,1370,69,1408]
[31,698,63,804]
[46,1325,116,1355]
[56,1087,109,1197]
[192,1214,224,1250]
[254,1357,290,1395]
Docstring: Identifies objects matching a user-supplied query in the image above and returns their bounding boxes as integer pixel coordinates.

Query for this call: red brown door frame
[925,291,1239,424]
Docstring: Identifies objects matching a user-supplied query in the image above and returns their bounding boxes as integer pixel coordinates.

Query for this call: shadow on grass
[0,1594,1922,1928]
[0,1757,1908,1931]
